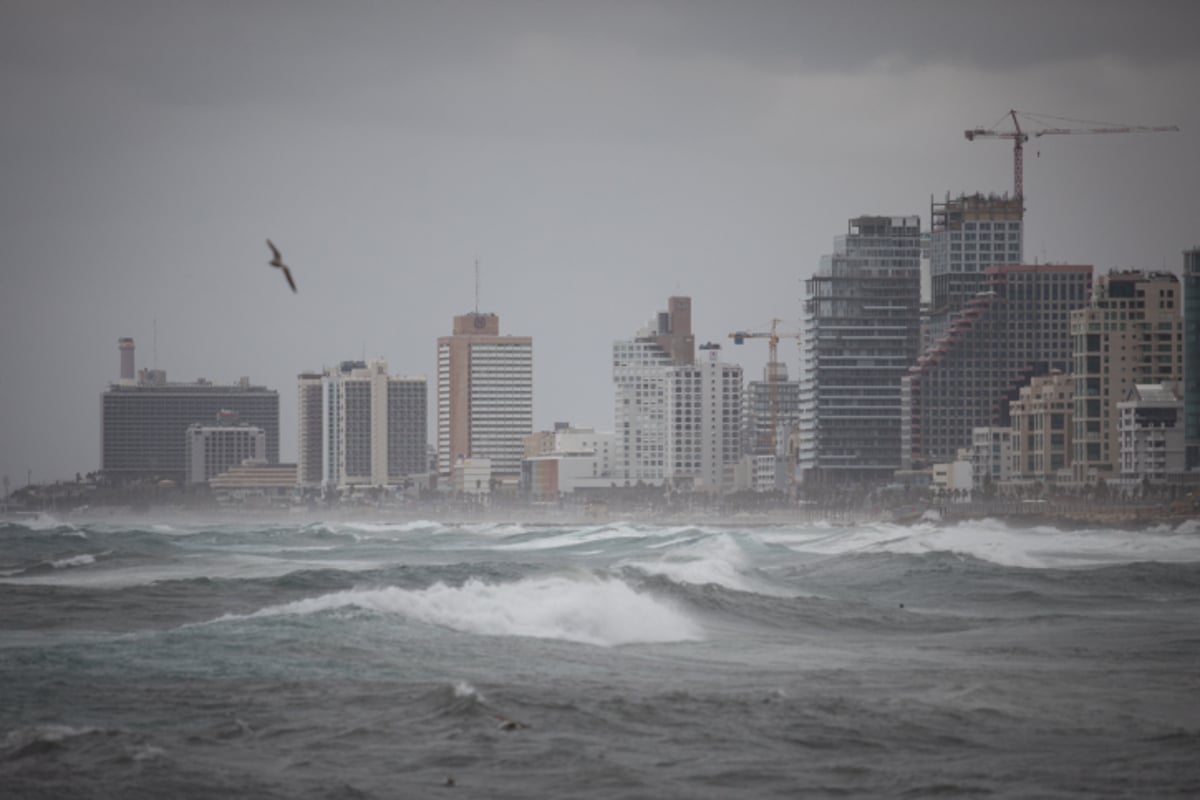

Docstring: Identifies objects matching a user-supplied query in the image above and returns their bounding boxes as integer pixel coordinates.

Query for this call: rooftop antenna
[153,318,158,368]
[474,258,480,315]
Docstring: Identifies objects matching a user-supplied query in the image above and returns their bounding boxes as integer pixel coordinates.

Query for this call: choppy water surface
[2,513,1199,798]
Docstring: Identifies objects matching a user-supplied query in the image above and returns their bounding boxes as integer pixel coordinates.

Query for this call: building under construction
[929,192,1024,322]
[800,215,923,484]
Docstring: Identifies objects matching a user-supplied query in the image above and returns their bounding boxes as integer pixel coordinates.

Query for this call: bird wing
[267,239,282,262]
[282,266,297,293]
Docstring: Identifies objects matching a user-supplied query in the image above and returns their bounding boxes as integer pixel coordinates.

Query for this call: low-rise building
[185,411,267,485]
[969,426,1014,488]
[1010,369,1074,483]
[1118,383,1185,484]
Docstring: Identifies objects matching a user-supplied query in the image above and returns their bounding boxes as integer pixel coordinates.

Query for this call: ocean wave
[619,532,792,596]
[3,724,103,761]
[761,519,1200,569]
[221,573,703,647]
[49,553,100,569]
[1,513,83,535]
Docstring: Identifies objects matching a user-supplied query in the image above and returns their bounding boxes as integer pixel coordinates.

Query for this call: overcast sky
[2,0,1198,487]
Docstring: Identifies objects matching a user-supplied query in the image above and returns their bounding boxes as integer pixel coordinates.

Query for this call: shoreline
[6,502,1196,533]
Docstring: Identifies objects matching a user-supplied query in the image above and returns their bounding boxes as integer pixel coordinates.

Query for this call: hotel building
[296,360,427,489]
[101,338,279,484]
[437,313,533,480]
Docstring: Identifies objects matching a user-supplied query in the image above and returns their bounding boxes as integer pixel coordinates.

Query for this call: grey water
[2,513,1199,798]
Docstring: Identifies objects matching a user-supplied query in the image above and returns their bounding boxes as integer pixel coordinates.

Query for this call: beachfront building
[101,338,279,484]
[1184,247,1200,470]
[184,411,267,485]
[664,343,743,491]
[1070,270,1184,483]
[612,297,695,484]
[1118,382,1185,485]
[969,426,1015,488]
[521,424,616,498]
[1009,369,1074,483]
[902,264,1093,470]
[799,215,923,485]
[296,360,427,490]
[437,312,533,482]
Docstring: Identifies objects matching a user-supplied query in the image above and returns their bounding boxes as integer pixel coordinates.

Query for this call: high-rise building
[437,313,533,479]
[800,215,923,484]
[1070,270,1183,482]
[296,360,426,489]
[902,264,1092,469]
[101,338,279,484]
[185,411,267,485]
[1183,248,1200,470]
[296,372,324,486]
[664,343,743,491]
[612,297,694,483]
[929,193,1024,319]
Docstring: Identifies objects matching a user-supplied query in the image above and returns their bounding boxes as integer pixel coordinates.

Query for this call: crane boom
[964,109,1179,198]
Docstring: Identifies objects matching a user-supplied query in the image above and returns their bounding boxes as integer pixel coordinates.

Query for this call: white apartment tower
[665,343,743,491]
[297,360,427,489]
[612,297,694,483]
[437,313,533,479]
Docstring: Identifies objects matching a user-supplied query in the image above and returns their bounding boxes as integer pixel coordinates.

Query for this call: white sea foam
[6,513,80,533]
[50,553,98,569]
[452,681,481,700]
[492,523,648,551]
[233,574,703,647]
[761,518,1200,569]
[623,532,792,596]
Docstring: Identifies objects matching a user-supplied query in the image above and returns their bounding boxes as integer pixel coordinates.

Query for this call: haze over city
[2,0,1198,487]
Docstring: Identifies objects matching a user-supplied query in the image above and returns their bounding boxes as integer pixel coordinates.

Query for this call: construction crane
[964,109,1179,198]
[729,319,800,455]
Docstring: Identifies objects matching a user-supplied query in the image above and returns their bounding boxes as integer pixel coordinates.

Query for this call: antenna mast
[474,258,480,315]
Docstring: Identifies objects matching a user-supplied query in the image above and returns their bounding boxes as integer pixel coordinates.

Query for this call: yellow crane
[964,109,1179,198]
[729,319,800,455]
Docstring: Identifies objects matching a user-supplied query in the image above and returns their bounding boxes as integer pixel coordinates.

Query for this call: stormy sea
[2,513,1198,799]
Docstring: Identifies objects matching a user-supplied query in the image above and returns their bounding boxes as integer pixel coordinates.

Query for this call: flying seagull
[266,239,297,293]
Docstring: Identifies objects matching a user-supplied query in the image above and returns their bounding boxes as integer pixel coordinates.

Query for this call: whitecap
[50,553,97,569]
[221,574,703,647]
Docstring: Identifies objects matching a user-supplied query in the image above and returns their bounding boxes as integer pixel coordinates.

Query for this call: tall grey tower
[800,215,923,485]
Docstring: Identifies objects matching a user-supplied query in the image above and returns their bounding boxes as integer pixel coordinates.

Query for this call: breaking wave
[223,573,703,647]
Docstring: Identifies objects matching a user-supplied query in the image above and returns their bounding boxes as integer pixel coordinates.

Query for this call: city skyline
[3,1,1199,485]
